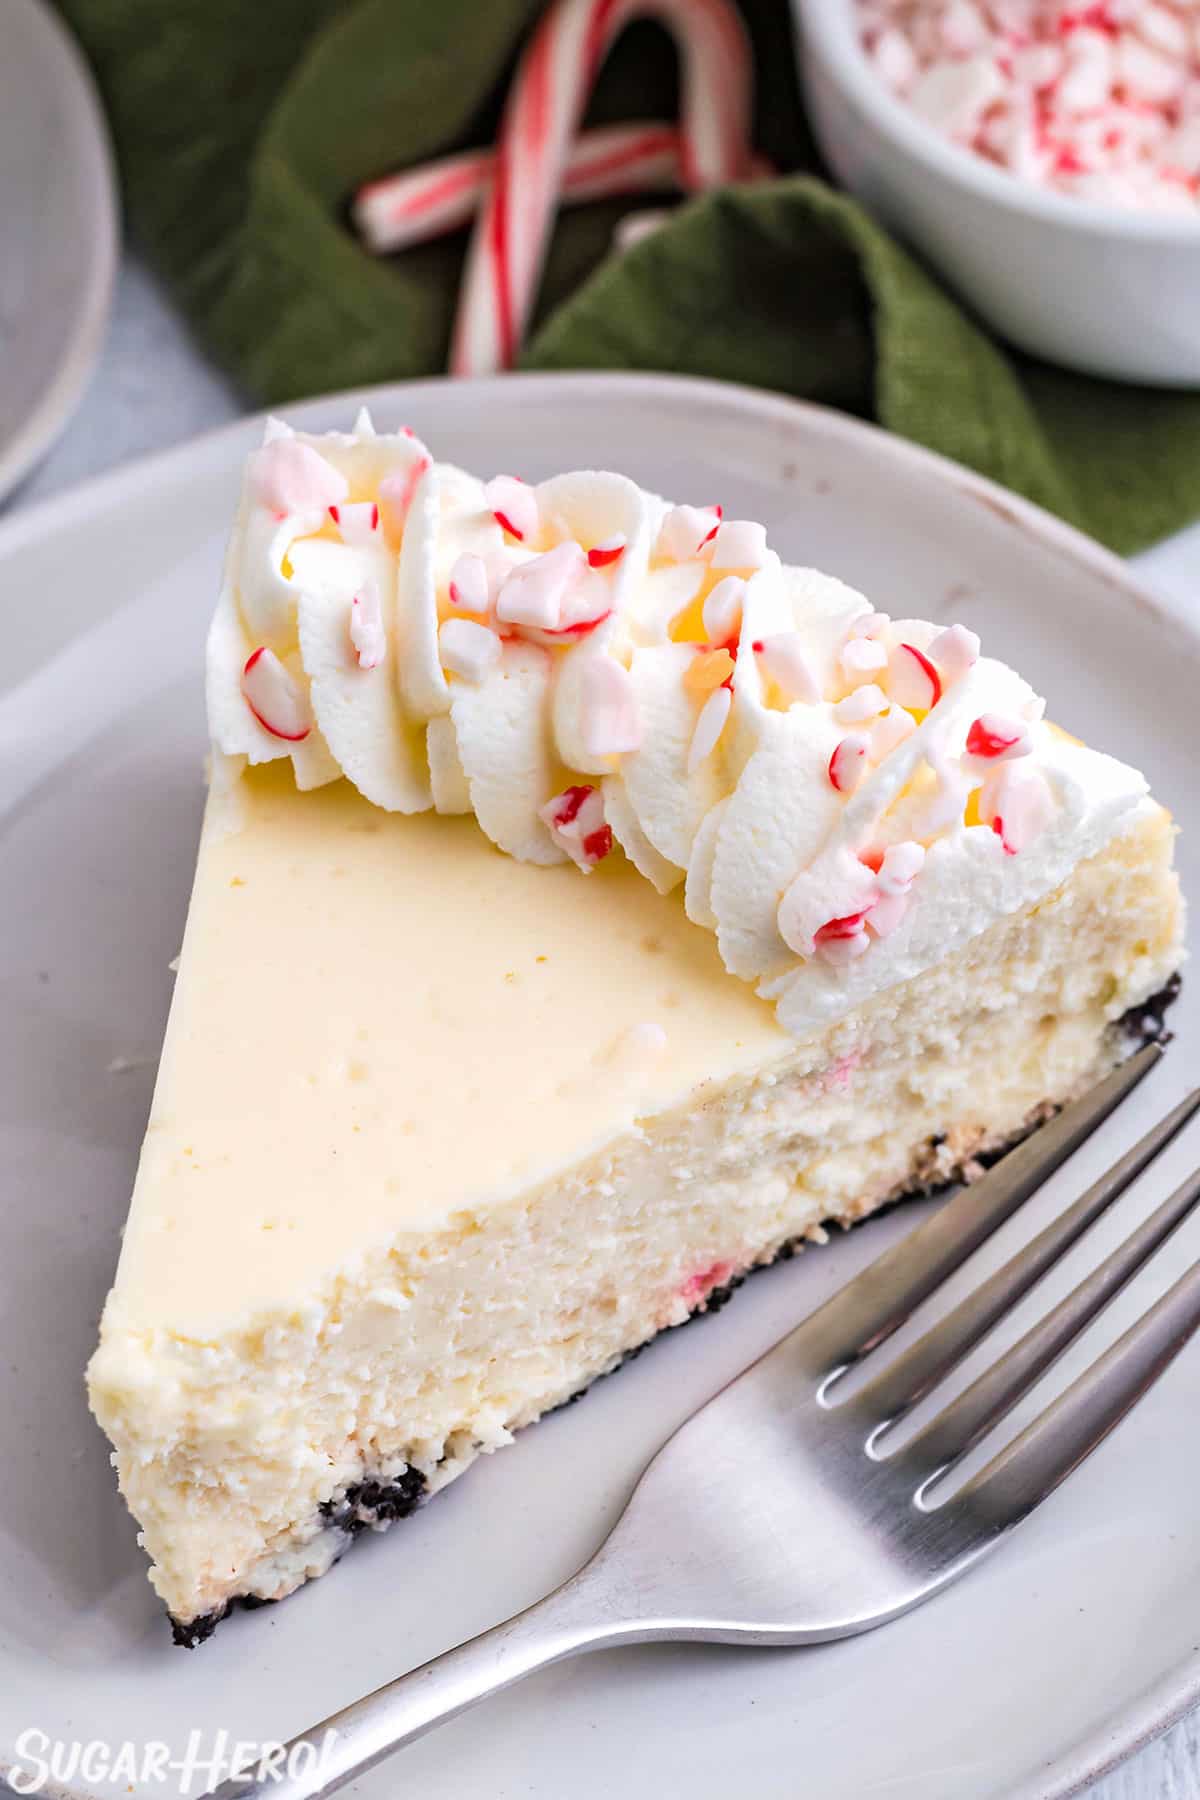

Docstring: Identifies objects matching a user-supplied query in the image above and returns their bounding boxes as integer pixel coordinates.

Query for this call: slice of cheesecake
[88,415,1185,1645]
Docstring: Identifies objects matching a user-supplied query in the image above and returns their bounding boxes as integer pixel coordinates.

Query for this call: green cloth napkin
[60,0,1200,554]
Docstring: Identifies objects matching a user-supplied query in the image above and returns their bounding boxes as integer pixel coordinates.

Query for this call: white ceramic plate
[0,375,1197,1800]
[0,0,117,504]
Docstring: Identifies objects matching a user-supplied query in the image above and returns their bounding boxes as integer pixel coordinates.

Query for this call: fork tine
[802,1043,1162,1377]
[851,1086,1200,1432]
[945,1247,1200,1537]
[898,1163,1200,1485]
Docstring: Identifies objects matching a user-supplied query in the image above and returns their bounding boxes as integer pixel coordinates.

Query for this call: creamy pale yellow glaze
[110,766,788,1333]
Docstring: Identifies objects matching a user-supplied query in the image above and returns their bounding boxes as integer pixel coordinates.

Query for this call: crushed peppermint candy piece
[349,578,386,670]
[702,575,746,643]
[779,845,880,959]
[438,617,501,683]
[850,611,891,640]
[870,705,917,760]
[378,454,431,537]
[864,838,926,935]
[241,647,313,740]
[328,501,379,545]
[978,760,1055,854]
[755,632,822,704]
[828,732,871,794]
[864,889,910,939]
[248,439,348,518]
[579,657,642,758]
[448,552,491,614]
[888,641,943,711]
[861,0,1200,213]
[685,647,736,693]
[876,839,926,894]
[966,712,1033,761]
[539,784,613,869]
[656,504,723,563]
[688,684,733,774]
[485,474,539,542]
[840,635,888,683]
[706,519,769,571]
[495,542,587,630]
[587,535,627,569]
[929,623,980,682]
[814,908,875,963]
[835,683,888,725]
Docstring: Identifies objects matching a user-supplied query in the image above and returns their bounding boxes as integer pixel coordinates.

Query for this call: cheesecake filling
[88,798,1182,1631]
[206,415,1152,1039]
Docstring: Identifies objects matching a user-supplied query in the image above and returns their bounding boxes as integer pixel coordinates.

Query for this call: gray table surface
[9,253,1200,1800]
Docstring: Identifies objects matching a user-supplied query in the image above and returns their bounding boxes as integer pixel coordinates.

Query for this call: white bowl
[792,0,1200,386]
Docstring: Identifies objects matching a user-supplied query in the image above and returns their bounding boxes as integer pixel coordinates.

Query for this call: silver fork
[222,1043,1200,1800]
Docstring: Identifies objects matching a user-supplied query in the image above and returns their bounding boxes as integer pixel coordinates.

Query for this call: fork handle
[214,1564,639,1799]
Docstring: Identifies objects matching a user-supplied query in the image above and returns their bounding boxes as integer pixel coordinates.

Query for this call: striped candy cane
[449,0,757,376]
[356,122,689,255]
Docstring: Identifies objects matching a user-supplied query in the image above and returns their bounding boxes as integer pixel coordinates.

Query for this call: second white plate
[0,0,117,503]
[0,374,1197,1800]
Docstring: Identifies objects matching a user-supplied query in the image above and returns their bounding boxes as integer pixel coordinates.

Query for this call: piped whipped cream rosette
[208,415,1150,1036]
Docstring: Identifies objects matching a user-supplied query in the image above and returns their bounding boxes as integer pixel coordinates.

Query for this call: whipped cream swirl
[208,413,1149,1036]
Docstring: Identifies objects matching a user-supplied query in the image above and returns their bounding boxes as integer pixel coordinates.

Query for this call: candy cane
[450,0,757,376]
[356,121,689,255]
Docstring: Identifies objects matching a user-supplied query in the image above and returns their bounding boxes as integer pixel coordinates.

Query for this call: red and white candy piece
[495,541,586,630]
[888,641,943,711]
[965,712,1032,762]
[249,439,347,519]
[929,623,980,682]
[840,635,888,684]
[688,683,732,774]
[863,838,925,941]
[378,454,431,538]
[835,683,887,725]
[587,534,627,569]
[349,578,386,670]
[447,552,491,614]
[813,908,876,964]
[656,503,722,563]
[849,610,890,640]
[438,617,501,683]
[875,838,925,895]
[870,705,917,760]
[754,632,821,705]
[241,647,312,741]
[979,762,1055,856]
[579,656,642,758]
[538,783,613,870]
[701,575,746,644]
[706,519,768,571]
[328,501,379,546]
[828,732,870,794]
[485,474,539,543]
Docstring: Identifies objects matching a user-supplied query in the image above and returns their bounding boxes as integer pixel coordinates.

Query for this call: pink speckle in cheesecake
[823,1049,864,1094]
[679,1260,737,1309]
